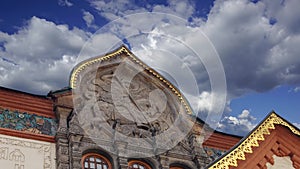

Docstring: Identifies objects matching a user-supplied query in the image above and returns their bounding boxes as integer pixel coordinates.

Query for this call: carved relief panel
[72,47,194,158]
[0,134,56,169]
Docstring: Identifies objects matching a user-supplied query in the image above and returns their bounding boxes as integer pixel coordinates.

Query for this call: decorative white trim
[0,134,56,169]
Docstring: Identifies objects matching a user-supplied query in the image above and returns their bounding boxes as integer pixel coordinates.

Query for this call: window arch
[82,153,112,169]
[128,160,152,169]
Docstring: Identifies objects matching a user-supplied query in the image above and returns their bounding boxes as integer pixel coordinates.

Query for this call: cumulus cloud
[89,0,196,21]
[1,0,300,135]
[0,16,88,94]
[217,109,257,136]
[84,0,300,132]
[87,0,300,98]
[203,0,300,98]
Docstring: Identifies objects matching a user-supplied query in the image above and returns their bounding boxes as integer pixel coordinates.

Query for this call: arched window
[128,160,152,169]
[82,153,112,169]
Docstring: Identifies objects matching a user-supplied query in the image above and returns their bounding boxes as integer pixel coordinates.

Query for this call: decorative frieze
[0,107,57,136]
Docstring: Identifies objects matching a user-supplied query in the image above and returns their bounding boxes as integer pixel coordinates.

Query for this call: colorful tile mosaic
[0,107,57,136]
[204,146,227,161]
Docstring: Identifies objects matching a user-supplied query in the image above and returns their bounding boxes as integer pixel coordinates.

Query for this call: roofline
[0,86,49,99]
[206,111,300,169]
[274,110,300,130]
[68,44,195,115]
[69,44,131,89]
[47,87,72,96]
[206,111,274,168]
[192,114,243,138]
[213,129,243,138]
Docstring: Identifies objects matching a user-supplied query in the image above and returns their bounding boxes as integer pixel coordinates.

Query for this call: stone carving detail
[77,64,178,138]
[0,107,57,136]
[59,146,69,155]
[14,164,24,169]
[9,149,25,162]
[0,148,25,169]
[166,137,193,158]
[0,147,8,160]
[0,136,53,169]
[9,149,25,169]
[68,113,83,135]
[72,52,195,158]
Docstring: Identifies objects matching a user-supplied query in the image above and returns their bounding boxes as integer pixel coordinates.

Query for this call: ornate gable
[207,112,300,169]
[69,45,195,157]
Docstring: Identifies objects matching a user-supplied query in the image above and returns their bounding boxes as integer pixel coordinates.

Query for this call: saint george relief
[72,47,194,158]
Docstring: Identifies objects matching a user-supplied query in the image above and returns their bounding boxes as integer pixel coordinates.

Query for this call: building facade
[0,46,298,169]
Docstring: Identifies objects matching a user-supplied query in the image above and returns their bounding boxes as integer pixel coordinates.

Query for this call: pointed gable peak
[208,111,300,169]
[69,44,194,115]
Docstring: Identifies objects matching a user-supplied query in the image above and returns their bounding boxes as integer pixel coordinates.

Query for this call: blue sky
[0,0,299,136]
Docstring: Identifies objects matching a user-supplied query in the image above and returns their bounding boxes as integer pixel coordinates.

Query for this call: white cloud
[89,0,147,21]
[82,10,98,29]
[89,0,196,21]
[1,17,87,62]
[84,0,300,134]
[238,109,255,120]
[0,16,88,94]
[202,0,300,97]
[151,0,195,19]
[217,109,257,136]
[1,0,300,135]
[196,91,212,112]
[58,0,73,7]
[88,0,300,99]
[40,0,300,136]
[187,91,231,115]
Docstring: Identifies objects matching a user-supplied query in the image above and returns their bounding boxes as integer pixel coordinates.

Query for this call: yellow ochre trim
[69,46,193,114]
[208,112,300,169]
[70,46,128,89]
